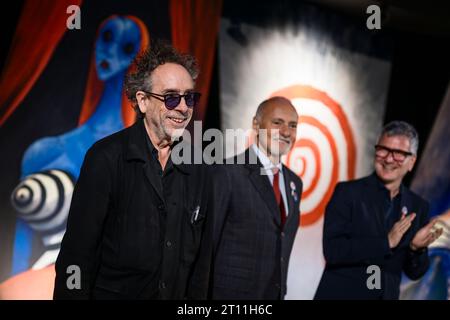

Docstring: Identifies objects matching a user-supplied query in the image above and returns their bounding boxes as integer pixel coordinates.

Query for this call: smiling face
[253,99,298,159]
[374,134,416,187]
[137,63,194,142]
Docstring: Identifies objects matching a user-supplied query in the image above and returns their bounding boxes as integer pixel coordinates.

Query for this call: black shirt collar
[370,172,404,200]
[142,120,191,175]
[126,119,190,174]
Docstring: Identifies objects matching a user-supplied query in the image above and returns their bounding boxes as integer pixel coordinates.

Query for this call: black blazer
[314,174,430,300]
[54,120,210,299]
[211,148,303,300]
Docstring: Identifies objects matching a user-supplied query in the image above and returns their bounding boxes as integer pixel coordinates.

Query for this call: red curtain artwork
[0,0,83,126]
[170,0,223,122]
[1,0,222,126]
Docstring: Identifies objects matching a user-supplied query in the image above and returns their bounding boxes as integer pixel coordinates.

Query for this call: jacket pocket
[182,204,205,264]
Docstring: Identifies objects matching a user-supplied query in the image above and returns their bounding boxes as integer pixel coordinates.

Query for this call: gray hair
[379,121,419,155]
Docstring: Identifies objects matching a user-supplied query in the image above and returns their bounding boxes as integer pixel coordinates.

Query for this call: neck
[256,142,281,165]
[384,180,401,199]
[143,119,172,169]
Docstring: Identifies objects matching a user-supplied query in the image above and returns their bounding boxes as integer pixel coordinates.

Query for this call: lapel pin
[401,206,408,216]
[290,181,296,191]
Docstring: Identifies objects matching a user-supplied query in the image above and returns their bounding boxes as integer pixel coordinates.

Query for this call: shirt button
[159,281,166,289]
[166,240,172,247]
[281,232,285,238]
[158,204,165,211]
[281,257,285,263]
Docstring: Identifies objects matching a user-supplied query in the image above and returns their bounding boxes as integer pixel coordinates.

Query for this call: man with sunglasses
[315,121,443,300]
[54,40,209,299]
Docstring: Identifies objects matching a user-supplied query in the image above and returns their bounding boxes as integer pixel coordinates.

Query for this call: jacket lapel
[365,174,390,234]
[244,148,281,225]
[282,167,297,225]
[126,119,164,202]
[142,162,164,201]
[398,186,415,244]
[248,165,281,225]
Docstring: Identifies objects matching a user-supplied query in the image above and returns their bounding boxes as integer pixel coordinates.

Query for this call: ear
[136,91,148,114]
[408,155,417,172]
[252,117,259,131]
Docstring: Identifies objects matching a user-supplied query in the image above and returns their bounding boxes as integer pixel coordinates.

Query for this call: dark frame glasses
[143,91,201,110]
[374,144,413,162]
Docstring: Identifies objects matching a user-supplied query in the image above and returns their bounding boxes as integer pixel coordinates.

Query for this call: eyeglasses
[143,91,201,110]
[374,145,413,162]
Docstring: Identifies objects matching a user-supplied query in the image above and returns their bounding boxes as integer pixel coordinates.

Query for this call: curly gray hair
[124,39,199,118]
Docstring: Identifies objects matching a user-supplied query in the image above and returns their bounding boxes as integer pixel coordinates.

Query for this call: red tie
[273,171,287,227]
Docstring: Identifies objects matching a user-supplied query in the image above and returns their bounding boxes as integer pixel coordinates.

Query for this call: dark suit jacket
[54,120,210,299]
[314,173,430,300]
[211,148,303,300]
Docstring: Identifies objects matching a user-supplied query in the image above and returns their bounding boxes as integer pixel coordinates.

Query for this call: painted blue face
[95,17,141,80]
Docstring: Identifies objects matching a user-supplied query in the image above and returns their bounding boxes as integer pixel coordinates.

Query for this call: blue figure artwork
[9,15,149,277]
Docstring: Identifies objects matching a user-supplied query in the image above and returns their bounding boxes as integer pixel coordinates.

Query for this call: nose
[384,152,395,163]
[279,124,291,138]
[173,97,190,114]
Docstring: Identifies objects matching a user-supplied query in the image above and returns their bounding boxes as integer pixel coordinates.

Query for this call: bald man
[211,97,303,300]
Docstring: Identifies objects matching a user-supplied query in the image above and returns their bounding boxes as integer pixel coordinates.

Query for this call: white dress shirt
[251,144,289,216]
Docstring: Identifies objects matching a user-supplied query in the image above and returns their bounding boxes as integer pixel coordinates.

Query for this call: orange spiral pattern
[271,85,356,226]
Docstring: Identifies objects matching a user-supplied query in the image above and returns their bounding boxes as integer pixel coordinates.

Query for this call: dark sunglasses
[374,144,413,162]
[143,91,201,110]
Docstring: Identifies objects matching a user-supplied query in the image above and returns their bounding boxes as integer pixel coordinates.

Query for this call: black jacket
[314,173,430,300]
[211,148,303,299]
[54,120,210,299]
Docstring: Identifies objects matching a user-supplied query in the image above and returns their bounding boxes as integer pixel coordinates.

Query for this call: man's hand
[388,212,416,249]
[410,219,444,251]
